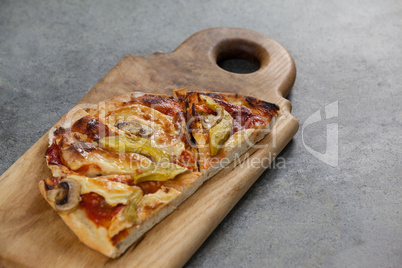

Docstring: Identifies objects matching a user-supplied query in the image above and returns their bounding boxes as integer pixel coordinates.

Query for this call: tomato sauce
[173,150,196,170]
[46,142,62,165]
[196,104,216,115]
[213,98,268,132]
[137,181,163,194]
[80,193,124,228]
[130,95,184,117]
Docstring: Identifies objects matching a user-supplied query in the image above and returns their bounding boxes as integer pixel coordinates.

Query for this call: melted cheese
[66,175,182,238]
[106,104,185,157]
[108,210,134,237]
[135,187,180,222]
[223,129,255,154]
[68,175,140,206]
[61,142,152,177]
[108,187,181,237]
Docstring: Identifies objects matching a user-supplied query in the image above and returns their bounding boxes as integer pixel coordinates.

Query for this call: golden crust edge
[39,180,118,257]
[38,171,206,258]
[187,91,281,112]
[112,171,208,258]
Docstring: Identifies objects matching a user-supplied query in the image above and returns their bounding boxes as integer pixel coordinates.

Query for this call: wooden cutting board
[0,27,298,267]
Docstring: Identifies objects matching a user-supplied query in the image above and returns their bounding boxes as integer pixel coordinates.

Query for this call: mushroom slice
[46,178,81,212]
[115,119,154,138]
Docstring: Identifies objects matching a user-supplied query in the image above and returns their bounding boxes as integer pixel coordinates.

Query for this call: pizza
[185,90,280,177]
[38,88,280,258]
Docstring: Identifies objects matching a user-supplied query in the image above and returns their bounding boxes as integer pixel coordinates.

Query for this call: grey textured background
[1,0,401,267]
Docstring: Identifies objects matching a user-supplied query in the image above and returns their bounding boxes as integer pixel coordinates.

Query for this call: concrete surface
[1,0,401,267]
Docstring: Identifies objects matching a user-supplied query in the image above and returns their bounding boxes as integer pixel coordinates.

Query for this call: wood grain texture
[0,27,298,267]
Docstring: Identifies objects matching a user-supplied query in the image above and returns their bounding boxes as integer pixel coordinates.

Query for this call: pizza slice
[185,90,280,178]
[38,88,280,258]
[39,92,204,257]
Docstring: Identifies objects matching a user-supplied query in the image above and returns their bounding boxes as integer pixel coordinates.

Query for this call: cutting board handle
[173,27,296,98]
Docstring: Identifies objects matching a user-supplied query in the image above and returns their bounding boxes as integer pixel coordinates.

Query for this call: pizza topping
[195,103,217,116]
[245,96,280,116]
[69,141,97,158]
[46,178,81,212]
[200,106,223,130]
[61,142,151,177]
[71,115,112,140]
[132,95,184,117]
[209,112,233,156]
[80,193,124,228]
[213,98,271,132]
[222,129,255,153]
[108,104,176,134]
[69,175,142,206]
[200,95,234,156]
[99,135,170,162]
[108,187,182,238]
[103,175,134,184]
[172,111,185,131]
[104,104,186,157]
[132,162,188,184]
[135,187,181,222]
[137,181,164,194]
[115,119,154,138]
[44,177,62,190]
[173,150,197,170]
[46,142,62,166]
[123,189,143,222]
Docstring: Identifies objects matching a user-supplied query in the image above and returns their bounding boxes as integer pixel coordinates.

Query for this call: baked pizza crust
[185,90,280,173]
[39,171,203,258]
[200,114,279,180]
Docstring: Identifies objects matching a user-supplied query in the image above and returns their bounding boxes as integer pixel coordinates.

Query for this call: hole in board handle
[213,38,269,74]
[217,58,259,74]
